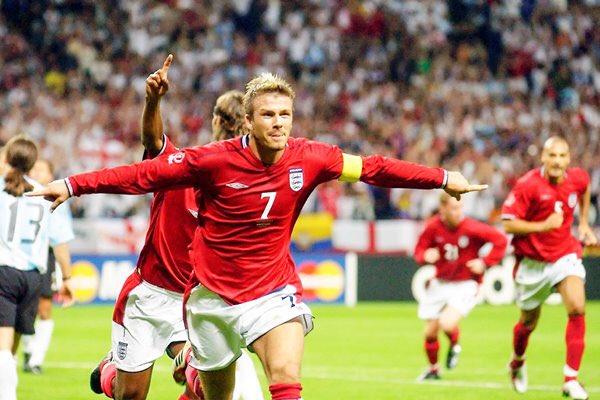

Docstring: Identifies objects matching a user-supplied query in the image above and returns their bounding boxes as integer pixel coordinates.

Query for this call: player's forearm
[481,228,508,266]
[578,185,592,227]
[141,98,164,156]
[482,241,507,266]
[53,243,72,279]
[502,218,549,235]
[414,250,426,265]
[359,155,445,189]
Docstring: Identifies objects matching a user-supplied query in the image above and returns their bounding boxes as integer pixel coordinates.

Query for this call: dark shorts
[0,265,42,334]
[40,248,56,299]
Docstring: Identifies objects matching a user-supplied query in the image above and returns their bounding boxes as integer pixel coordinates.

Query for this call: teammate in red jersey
[414,193,507,381]
[502,136,597,400]
[87,55,262,400]
[29,72,487,400]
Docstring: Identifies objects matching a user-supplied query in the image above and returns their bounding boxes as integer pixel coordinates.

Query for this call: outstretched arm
[26,147,204,211]
[142,54,173,156]
[443,171,488,200]
[26,179,71,212]
[339,153,487,199]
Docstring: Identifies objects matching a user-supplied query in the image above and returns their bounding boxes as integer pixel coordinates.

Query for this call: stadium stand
[1,0,599,227]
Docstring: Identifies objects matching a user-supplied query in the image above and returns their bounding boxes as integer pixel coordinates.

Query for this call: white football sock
[233,350,264,400]
[0,350,18,400]
[29,319,54,367]
[20,334,33,355]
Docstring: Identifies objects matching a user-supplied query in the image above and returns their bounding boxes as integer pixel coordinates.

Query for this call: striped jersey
[0,176,73,273]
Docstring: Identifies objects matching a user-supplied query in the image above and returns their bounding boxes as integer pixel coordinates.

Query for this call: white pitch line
[300,369,600,394]
[41,362,600,394]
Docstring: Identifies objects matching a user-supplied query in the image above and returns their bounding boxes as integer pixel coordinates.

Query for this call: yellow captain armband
[339,153,363,182]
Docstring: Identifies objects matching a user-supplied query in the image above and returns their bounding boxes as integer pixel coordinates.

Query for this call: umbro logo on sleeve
[226,182,249,189]
[168,152,185,164]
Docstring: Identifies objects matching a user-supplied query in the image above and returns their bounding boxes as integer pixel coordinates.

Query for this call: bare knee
[439,319,457,335]
[423,320,439,341]
[113,389,147,400]
[568,306,585,317]
[265,359,301,384]
[113,370,152,400]
[520,308,541,330]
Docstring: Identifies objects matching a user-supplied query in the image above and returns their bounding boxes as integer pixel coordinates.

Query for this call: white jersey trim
[64,178,74,197]
[441,170,449,189]
[157,133,169,156]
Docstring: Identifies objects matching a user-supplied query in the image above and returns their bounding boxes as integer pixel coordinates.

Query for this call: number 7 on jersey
[260,192,276,219]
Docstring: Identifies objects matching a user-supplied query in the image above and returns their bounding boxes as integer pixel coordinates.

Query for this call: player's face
[441,197,463,228]
[246,92,293,159]
[541,141,570,182]
[29,160,53,184]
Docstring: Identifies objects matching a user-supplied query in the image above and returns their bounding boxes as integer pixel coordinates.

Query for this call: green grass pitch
[18,302,600,399]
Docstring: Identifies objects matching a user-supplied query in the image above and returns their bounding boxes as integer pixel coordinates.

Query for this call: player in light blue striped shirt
[0,136,73,400]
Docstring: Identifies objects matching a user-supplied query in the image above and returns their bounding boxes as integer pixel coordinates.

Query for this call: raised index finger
[161,54,173,74]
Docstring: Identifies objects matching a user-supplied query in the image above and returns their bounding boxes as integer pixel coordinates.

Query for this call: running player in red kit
[88,55,262,400]
[29,72,487,400]
[414,193,507,380]
[502,137,597,400]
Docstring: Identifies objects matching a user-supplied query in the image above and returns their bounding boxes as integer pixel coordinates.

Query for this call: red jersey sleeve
[414,218,437,265]
[293,139,344,184]
[360,154,445,189]
[571,167,590,195]
[67,145,212,196]
[467,219,508,267]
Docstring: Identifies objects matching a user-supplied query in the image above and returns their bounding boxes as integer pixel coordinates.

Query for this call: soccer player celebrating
[87,55,262,400]
[502,136,597,400]
[0,137,73,400]
[414,193,507,380]
[29,72,487,400]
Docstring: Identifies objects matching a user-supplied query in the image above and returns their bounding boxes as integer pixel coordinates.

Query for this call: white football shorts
[418,278,480,320]
[515,253,586,310]
[185,283,314,371]
[111,279,187,372]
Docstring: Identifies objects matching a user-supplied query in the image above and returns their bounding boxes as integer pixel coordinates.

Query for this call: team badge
[568,193,577,208]
[289,168,304,192]
[117,341,128,360]
[458,235,469,248]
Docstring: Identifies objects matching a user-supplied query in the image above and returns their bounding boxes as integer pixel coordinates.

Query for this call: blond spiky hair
[243,72,295,116]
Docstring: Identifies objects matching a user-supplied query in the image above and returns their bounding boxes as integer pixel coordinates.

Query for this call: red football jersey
[501,167,590,262]
[67,135,445,304]
[136,136,197,293]
[414,215,507,282]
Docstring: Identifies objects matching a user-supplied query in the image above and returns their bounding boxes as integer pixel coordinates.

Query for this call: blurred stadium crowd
[1,0,599,225]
